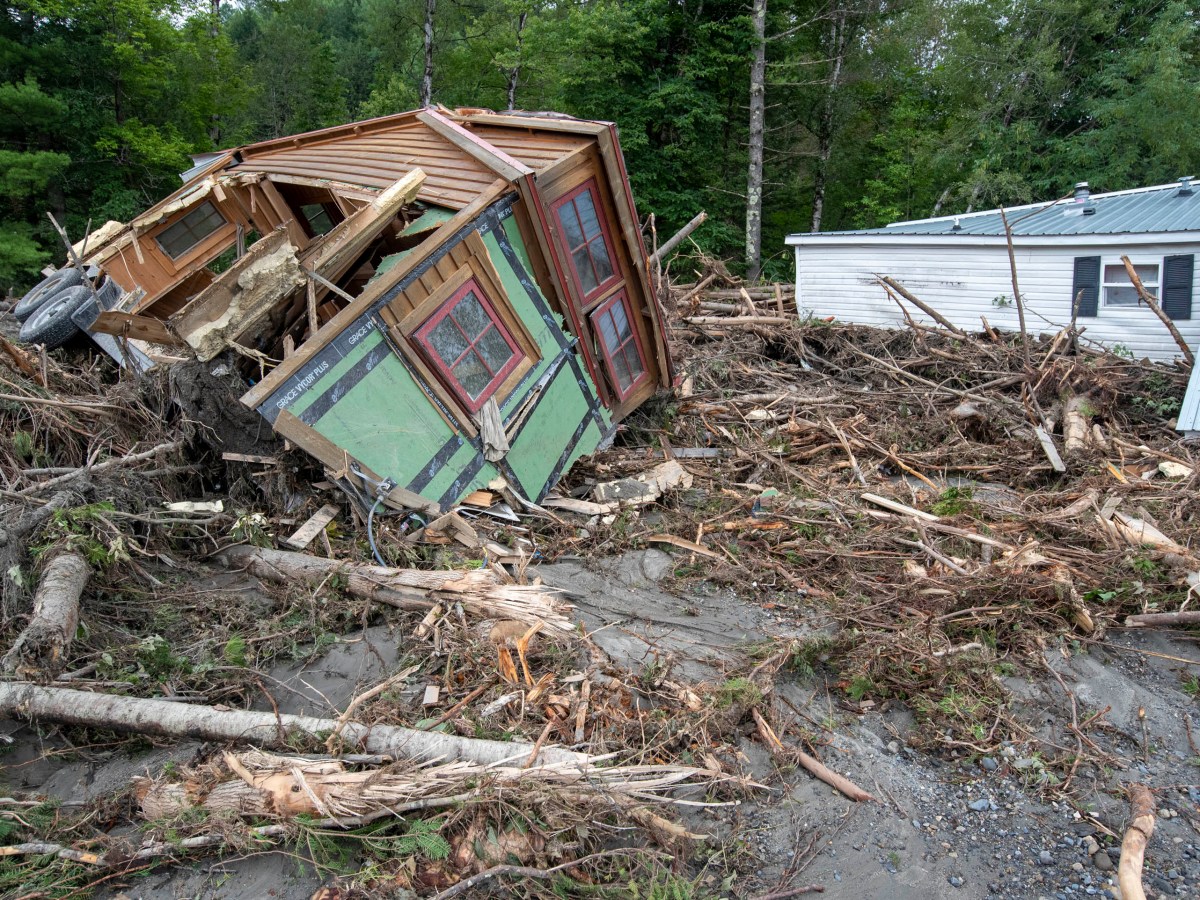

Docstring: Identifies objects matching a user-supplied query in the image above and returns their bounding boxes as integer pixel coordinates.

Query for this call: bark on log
[215,545,573,632]
[649,211,707,265]
[1118,783,1156,900]
[0,683,589,768]
[1124,611,1200,628]
[875,275,968,338]
[2,552,89,677]
[0,490,78,620]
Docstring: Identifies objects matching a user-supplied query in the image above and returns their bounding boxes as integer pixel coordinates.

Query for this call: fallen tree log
[214,545,574,633]
[0,682,588,768]
[1118,783,1156,900]
[1124,611,1200,628]
[1,551,89,677]
[649,210,707,265]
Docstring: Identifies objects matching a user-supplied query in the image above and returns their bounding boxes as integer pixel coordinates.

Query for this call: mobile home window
[552,181,618,301]
[155,201,227,259]
[413,278,525,413]
[590,291,648,399]
[1103,262,1159,307]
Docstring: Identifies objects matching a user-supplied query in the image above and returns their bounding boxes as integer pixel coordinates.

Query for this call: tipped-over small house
[17,108,673,513]
[786,178,1200,436]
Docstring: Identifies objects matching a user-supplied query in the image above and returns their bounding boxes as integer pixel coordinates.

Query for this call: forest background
[2,0,1199,291]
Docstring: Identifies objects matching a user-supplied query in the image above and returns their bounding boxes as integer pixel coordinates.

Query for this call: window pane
[608,295,631,339]
[452,352,492,399]
[1103,264,1130,284]
[621,344,646,385]
[157,201,226,258]
[610,343,634,390]
[575,190,601,240]
[572,247,599,293]
[475,326,514,373]
[1105,286,1141,306]
[427,316,469,364]
[451,291,490,340]
[1104,263,1159,286]
[558,200,585,248]
[596,308,620,352]
[588,237,614,285]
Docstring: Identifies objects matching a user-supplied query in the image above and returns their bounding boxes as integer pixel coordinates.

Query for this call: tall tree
[745,0,766,280]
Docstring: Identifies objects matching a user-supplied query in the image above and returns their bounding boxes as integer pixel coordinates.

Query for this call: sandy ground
[4,550,1200,899]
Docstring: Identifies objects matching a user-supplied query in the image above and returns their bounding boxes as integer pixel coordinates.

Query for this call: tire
[19,285,89,349]
[13,268,84,322]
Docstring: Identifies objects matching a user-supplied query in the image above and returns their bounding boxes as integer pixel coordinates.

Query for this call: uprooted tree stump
[2,551,90,677]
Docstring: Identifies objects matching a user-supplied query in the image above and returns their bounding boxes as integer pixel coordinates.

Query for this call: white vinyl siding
[792,238,1200,362]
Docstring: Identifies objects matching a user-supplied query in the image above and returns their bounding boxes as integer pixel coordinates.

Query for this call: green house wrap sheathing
[255,194,612,509]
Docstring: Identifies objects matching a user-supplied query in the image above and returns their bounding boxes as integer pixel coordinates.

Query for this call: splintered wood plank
[284,503,340,550]
[90,311,182,346]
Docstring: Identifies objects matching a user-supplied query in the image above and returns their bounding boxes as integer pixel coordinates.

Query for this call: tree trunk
[1,552,89,677]
[421,0,436,107]
[810,8,847,233]
[209,0,222,144]
[215,545,573,633]
[0,491,78,621]
[0,683,589,768]
[506,11,528,111]
[745,0,767,280]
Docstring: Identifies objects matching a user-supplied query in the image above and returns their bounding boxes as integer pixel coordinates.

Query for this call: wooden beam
[284,503,340,550]
[417,110,533,182]
[89,311,182,346]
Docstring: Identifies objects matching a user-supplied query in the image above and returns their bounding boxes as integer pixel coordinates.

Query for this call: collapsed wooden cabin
[26,107,673,513]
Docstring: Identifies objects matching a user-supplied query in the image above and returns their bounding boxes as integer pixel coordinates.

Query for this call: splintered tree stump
[2,551,90,677]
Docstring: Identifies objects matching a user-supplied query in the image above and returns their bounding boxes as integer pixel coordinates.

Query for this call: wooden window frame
[551,179,621,304]
[589,290,649,401]
[412,278,525,413]
[147,201,237,275]
[393,242,539,421]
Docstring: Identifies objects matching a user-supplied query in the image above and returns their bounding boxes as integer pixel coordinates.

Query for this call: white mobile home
[786,179,1200,364]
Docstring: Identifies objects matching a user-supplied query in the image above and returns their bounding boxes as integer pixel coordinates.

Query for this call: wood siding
[794,239,1200,361]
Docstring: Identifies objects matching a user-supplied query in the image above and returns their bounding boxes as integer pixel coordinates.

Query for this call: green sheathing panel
[310,353,457,481]
[501,214,537,285]
[287,332,382,419]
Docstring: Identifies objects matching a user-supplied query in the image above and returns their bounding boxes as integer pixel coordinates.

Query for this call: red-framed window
[590,291,648,400]
[413,278,525,412]
[552,181,619,302]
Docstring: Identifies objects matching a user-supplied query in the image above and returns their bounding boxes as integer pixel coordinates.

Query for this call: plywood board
[284,503,340,549]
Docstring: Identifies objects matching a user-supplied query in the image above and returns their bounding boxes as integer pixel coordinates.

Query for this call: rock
[887,740,899,753]
[1093,851,1113,872]
[1040,850,1055,865]
[949,875,964,887]
[969,798,991,811]
[981,757,999,772]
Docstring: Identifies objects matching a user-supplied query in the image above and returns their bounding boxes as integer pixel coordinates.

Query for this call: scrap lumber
[1118,783,1156,900]
[1034,425,1067,473]
[1,552,89,677]
[89,311,181,346]
[0,682,587,768]
[215,545,574,632]
[283,503,339,550]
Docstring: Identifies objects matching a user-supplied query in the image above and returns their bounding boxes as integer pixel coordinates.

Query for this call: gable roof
[787,179,1200,243]
[231,108,597,210]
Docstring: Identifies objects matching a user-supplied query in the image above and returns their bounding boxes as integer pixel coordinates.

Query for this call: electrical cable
[367,495,386,566]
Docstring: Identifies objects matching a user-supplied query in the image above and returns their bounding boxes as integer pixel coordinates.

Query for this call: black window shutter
[1072,256,1101,317]
[1162,254,1194,320]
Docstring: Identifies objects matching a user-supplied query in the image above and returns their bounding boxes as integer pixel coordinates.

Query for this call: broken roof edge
[239,178,513,411]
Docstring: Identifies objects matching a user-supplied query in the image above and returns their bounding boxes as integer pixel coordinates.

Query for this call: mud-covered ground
[6,549,1199,899]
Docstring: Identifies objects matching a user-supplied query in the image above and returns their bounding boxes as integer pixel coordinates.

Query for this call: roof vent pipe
[1179,175,1195,197]
[952,217,962,231]
[1074,182,1090,202]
